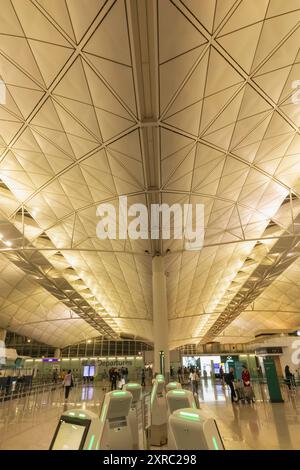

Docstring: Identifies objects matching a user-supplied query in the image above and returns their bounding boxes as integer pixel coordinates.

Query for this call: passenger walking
[177,367,182,384]
[225,367,237,403]
[285,365,295,390]
[110,369,117,391]
[141,369,146,387]
[219,365,225,385]
[190,369,199,395]
[242,365,255,403]
[63,370,74,400]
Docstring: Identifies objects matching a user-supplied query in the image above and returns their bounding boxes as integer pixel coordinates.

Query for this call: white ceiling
[0,0,300,348]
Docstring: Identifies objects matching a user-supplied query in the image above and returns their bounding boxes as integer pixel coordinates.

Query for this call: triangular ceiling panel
[182,0,216,33]
[164,100,202,136]
[213,0,238,31]
[218,0,269,36]
[162,143,196,187]
[250,10,300,72]
[160,45,207,115]
[216,22,263,73]
[164,49,209,118]
[28,40,74,87]
[82,60,134,120]
[84,53,136,115]
[83,0,131,65]
[36,0,76,42]
[160,127,194,158]
[159,0,207,63]
[12,0,71,46]
[0,36,45,85]
[66,0,105,43]
[94,108,135,142]
[0,0,23,35]
[7,85,44,118]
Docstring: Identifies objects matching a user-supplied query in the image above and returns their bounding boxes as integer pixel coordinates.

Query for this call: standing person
[219,365,225,385]
[285,365,295,390]
[141,369,146,387]
[177,367,182,384]
[52,369,58,384]
[242,365,251,387]
[110,369,117,391]
[63,370,74,400]
[225,367,237,403]
[242,364,255,403]
[190,369,199,395]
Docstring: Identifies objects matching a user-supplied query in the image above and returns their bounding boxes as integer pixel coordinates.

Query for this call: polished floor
[0,380,299,450]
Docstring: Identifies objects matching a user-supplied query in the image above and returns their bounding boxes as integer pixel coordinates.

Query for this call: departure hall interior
[1,0,300,454]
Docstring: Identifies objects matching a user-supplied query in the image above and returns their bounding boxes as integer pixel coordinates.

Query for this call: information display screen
[51,418,90,450]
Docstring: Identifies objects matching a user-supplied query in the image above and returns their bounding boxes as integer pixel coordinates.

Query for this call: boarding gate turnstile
[124,383,143,449]
[169,408,224,450]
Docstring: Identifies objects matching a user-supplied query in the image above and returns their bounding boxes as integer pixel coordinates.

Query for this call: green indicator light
[68,412,75,416]
[101,403,107,422]
[79,413,86,418]
[113,391,127,396]
[179,411,200,420]
[212,436,219,450]
[172,390,186,395]
[88,434,95,450]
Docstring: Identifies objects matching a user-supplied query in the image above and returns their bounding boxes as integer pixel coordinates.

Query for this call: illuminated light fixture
[179,411,200,420]
[4,240,12,247]
[212,436,219,450]
[88,434,95,450]
[87,339,92,344]
[27,339,31,343]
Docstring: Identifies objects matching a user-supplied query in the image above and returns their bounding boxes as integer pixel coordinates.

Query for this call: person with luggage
[63,370,74,400]
[225,367,237,403]
[242,364,255,403]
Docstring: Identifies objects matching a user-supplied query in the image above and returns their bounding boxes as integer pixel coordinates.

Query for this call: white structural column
[152,256,170,377]
[0,329,6,342]
[54,348,61,358]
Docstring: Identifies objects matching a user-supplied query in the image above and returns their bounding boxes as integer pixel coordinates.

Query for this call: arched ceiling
[0,0,300,348]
